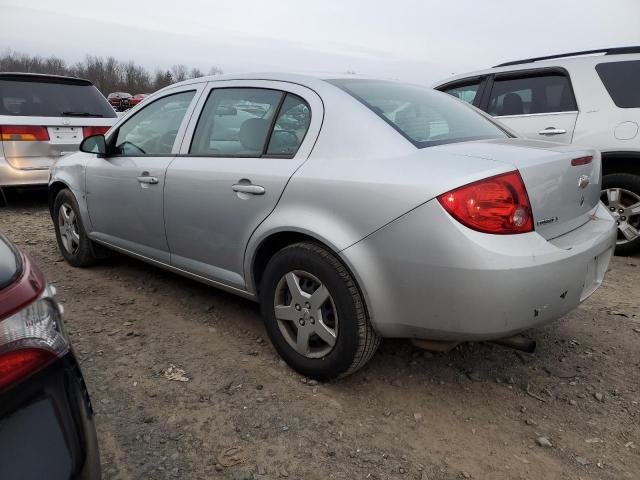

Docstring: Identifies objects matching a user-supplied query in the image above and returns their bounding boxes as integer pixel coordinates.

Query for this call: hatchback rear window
[0,77,116,118]
[329,79,510,148]
[596,60,640,108]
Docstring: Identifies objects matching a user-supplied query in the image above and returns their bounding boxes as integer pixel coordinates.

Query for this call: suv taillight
[0,125,50,141]
[0,254,68,391]
[437,171,534,234]
[83,126,110,138]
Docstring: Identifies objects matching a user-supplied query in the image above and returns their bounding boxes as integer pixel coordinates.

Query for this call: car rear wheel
[601,173,640,255]
[53,189,106,267]
[260,242,380,380]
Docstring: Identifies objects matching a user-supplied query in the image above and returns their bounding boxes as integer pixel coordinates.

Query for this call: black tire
[53,189,106,267]
[260,242,380,381]
[602,173,640,256]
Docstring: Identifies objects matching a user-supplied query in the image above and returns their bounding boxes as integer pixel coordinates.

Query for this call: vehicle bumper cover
[341,200,617,340]
[0,352,100,480]
[0,158,50,187]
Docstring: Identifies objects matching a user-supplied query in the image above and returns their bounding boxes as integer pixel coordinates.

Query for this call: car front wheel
[53,189,105,267]
[601,173,640,255]
[260,242,380,380]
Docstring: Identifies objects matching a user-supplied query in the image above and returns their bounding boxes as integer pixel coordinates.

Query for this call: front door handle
[232,183,265,195]
[538,127,567,136]
[137,175,159,184]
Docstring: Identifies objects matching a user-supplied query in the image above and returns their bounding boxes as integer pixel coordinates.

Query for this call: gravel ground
[1,190,639,480]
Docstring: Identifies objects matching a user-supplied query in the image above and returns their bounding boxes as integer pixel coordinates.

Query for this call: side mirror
[80,134,107,156]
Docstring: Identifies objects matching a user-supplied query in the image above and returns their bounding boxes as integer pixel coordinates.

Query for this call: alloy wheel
[58,203,80,255]
[601,188,640,246]
[273,270,338,358]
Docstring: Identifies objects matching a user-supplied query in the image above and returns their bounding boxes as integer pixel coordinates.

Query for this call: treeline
[0,49,223,95]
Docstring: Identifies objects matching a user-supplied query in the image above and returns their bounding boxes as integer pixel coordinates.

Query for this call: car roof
[0,72,93,85]
[434,47,640,87]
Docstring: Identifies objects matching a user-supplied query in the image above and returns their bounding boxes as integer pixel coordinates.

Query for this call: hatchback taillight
[83,126,110,138]
[0,125,50,141]
[0,253,68,392]
[437,171,534,234]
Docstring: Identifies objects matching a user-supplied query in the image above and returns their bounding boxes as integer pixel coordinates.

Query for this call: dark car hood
[0,234,21,290]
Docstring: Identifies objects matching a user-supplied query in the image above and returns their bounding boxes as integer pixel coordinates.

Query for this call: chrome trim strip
[494,111,578,119]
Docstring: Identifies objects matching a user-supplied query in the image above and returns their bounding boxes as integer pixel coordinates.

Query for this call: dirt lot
[1,191,639,480]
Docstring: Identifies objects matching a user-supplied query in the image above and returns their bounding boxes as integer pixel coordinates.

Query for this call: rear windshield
[0,78,116,118]
[596,60,640,108]
[329,79,510,148]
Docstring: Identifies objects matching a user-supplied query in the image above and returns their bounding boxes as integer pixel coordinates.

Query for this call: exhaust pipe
[490,335,536,353]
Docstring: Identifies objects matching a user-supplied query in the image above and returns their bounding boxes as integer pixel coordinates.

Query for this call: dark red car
[0,233,100,479]
[107,91,132,111]
[129,93,149,107]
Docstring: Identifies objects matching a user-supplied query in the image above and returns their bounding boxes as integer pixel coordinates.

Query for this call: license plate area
[48,126,82,144]
[580,248,612,301]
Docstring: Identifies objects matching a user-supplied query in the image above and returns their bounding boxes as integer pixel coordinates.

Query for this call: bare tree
[0,49,223,95]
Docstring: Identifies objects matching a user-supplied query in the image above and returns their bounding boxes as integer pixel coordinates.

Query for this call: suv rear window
[596,60,640,108]
[0,77,116,118]
[329,79,509,148]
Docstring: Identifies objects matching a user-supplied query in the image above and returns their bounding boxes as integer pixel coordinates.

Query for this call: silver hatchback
[49,73,616,379]
[0,73,117,188]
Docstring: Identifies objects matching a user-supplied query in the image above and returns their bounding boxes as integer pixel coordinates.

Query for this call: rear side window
[329,79,509,148]
[441,81,481,105]
[596,60,640,108]
[487,73,577,116]
[266,94,311,156]
[0,78,116,118]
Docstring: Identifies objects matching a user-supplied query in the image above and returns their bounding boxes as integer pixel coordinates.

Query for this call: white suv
[434,46,640,255]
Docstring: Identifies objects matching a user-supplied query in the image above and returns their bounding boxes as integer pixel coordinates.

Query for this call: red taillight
[438,171,534,234]
[0,348,56,390]
[0,125,49,141]
[83,126,110,138]
[571,156,593,166]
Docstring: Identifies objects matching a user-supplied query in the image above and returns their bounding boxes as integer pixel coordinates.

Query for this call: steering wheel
[118,141,146,155]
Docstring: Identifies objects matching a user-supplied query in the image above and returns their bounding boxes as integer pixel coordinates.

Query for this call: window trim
[480,67,578,116]
[106,88,200,158]
[186,86,312,159]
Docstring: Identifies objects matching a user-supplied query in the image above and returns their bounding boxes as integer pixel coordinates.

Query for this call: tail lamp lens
[83,126,110,138]
[0,286,68,391]
[0,125,50,141]
[437,171,534,234]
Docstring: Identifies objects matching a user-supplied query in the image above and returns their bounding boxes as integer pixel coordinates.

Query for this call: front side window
[329,79,509,148]
[596,60,640,108]
[442,81,481,105]
[114,90,195,156]
[190,88,284,157]
[487,74,576,116]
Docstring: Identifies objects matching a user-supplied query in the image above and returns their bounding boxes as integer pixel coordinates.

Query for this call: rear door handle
[137,175,159,184]
[538,127,567,136]
[232,184,265,195]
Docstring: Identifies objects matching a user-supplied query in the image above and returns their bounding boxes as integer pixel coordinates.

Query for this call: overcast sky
[2,0,639,83]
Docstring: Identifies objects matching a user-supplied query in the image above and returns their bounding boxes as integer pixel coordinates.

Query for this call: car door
[482,69,579,143]
[164,81,323,289]
[85,86,203,262]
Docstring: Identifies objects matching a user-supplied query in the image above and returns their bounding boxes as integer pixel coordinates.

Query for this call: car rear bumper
[0,352,100,480]
[0,158,50,186]
[341,200,617,341]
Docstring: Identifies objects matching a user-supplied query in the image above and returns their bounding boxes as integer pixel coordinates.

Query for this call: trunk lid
[440,138,602,239]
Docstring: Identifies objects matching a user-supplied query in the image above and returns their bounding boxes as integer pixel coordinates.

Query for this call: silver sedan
[49,73,617,379]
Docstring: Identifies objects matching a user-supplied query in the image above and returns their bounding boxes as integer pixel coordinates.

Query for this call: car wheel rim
[58,203,80,255]
[273,270,338,359]
[601,188,640,245]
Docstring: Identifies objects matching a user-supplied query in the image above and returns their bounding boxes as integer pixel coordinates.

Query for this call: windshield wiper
[61,111,106,117]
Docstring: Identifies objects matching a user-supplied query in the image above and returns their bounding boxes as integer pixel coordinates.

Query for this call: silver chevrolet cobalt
[49,73,617,379]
